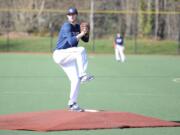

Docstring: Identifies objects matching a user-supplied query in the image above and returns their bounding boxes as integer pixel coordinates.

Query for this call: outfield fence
[0,0,180,54]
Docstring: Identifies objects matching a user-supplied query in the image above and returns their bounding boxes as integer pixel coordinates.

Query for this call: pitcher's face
[67,14,77,24]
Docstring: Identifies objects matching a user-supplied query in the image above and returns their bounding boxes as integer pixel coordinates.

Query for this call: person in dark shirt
[114,33,126,62]
[53,7,94,112]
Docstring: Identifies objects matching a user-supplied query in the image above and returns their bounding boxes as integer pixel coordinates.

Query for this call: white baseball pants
[53,47,88,106]
[115,45,125,62]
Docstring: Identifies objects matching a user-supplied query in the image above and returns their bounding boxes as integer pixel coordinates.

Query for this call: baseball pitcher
[53,7,94,112]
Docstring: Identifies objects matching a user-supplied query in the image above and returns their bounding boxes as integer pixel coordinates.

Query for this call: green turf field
[0,53,180,135]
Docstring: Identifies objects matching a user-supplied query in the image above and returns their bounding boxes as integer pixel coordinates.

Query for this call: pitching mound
[0,110,179,131]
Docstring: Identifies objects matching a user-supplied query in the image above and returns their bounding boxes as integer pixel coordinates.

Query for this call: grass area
[0,37,53,52]
[0,53,180,135]
[0,36,179,54]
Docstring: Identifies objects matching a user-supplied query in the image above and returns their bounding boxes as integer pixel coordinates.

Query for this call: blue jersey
[115,36,124,46]
[56,22,89,49]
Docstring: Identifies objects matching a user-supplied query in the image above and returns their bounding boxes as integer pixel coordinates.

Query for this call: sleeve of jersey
[63,24,78,46]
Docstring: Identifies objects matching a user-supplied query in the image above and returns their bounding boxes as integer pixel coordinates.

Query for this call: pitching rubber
[84,109,101,112]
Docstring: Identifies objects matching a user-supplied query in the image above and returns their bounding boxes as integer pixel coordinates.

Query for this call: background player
[53,7,94,112]
[114,33,126,62]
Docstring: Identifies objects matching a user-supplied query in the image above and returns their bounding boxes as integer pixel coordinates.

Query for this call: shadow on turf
[172,121,180,123]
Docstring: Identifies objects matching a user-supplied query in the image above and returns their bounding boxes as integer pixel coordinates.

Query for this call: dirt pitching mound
[0,110,179,131]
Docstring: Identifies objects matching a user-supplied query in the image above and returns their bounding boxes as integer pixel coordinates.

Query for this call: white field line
[173,78,180,83]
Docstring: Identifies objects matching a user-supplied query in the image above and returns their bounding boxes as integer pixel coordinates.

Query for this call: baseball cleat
[80,74,94,84]
[68,102,84,112]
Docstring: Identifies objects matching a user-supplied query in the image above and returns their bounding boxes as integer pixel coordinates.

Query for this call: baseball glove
[80,22,90,36]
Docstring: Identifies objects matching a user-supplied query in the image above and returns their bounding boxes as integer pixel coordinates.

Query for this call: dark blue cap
[67,7,78,15]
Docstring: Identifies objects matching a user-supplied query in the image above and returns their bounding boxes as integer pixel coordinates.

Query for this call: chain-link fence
[0,0,180,54]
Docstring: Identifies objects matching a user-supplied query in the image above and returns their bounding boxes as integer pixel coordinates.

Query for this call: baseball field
[0,53,180,135]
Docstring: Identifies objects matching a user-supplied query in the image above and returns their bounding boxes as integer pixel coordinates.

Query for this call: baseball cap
[67,7,78,15]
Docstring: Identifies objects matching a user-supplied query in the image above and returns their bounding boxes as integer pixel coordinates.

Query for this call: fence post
[49,22,54,52]
[90,0,95,52]
[178,14,180,55]
[134,34,137,54]
[134,12,138,54]
[6,2,10,52]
